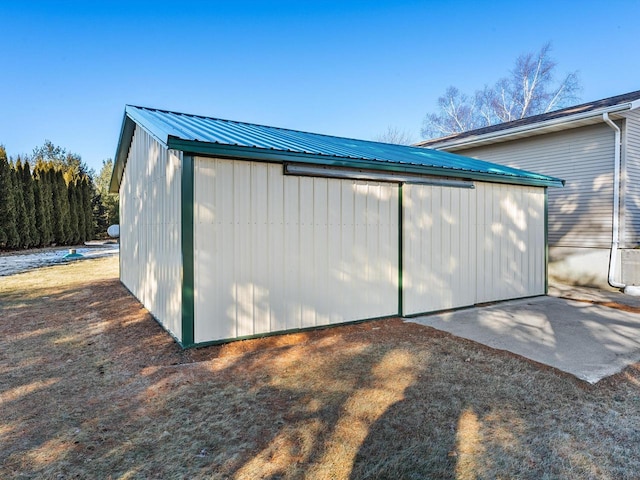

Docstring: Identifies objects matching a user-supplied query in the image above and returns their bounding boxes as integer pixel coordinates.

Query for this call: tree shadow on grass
[349,325,640,479]
[3,271,640,479]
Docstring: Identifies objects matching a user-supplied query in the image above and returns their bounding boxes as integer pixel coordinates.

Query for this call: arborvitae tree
[0,142,96,249]
[32,162,45,245]
[0,147,18,247]
[67,180,80,244]
[76,179,86,242]
[31,141,96,244]
[50,168,70,244]
[82,177,95,240]
[0,153,7,246]
[77,175,93,241]
[12,160,30,247]
[59,169,72,244]
[7,160,24,248]
[32,176,45,247]
[47,166,60,243]
[33,160,54,245]
[20,160,39,246]
[0,141,98,249]
[92,191,107,236]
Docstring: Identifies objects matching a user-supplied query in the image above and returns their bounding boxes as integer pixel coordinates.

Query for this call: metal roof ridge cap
[425,103,633,149]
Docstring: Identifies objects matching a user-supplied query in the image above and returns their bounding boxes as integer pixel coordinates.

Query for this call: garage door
[402,184,477,315]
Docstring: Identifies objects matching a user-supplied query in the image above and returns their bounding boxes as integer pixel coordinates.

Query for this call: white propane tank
[107,224,120,238]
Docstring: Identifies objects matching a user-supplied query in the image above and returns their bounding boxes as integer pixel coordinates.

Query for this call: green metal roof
[110,105,564,192]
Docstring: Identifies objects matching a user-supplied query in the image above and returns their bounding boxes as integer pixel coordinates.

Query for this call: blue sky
[1,0,638,173]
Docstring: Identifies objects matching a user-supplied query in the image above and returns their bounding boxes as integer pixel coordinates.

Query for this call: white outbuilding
[110,106,563,347]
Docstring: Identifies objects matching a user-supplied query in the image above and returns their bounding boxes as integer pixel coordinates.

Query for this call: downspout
[602,113,626,289]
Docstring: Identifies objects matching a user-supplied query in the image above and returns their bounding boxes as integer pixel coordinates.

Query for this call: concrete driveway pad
[407,296,640,384]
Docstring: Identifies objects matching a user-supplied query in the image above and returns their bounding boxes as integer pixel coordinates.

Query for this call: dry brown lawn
[2,255,640,479]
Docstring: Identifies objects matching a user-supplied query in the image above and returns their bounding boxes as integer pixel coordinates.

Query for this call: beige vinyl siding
[193,157,399,343]
[621,110,640,246]
[451,124,615,248]
[403,184,477,314]
[119,126,182,340]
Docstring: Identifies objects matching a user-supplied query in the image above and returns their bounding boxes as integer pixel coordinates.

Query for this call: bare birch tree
[421,42,581,138]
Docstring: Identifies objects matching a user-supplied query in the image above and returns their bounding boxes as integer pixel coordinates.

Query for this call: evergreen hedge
[0,145,101,250]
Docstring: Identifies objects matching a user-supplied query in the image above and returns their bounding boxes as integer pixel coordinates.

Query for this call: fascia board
[109,114,136,193]
[167,137,564,188]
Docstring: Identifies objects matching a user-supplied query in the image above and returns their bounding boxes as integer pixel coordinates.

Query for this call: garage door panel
[475,183,545,303]
[193,158,399,343]
[403,184,477,315]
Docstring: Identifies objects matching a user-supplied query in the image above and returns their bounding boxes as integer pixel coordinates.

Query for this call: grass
[2,255,640,479]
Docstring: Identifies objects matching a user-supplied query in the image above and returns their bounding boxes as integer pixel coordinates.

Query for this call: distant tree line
[0,141,119,250]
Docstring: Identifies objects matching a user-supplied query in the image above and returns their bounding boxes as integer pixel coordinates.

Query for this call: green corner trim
[181,154,195,347]
[398,184,404,317]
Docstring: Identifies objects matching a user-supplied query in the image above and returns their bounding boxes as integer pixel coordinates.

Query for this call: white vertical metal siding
[475,183,545,303]
[119,126,183,340]
[403,184,477,314]
[403,182,545,314]
[193,157,399,343]
[450,124,614,248]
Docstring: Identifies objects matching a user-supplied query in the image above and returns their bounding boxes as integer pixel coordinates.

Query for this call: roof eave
[167,137,564,188]
[110,106,177,193]
[422,103,635,151]
[109,113,137,193]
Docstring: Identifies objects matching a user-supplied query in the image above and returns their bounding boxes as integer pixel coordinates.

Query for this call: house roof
[417,89,640,150]
[110,105,564,193]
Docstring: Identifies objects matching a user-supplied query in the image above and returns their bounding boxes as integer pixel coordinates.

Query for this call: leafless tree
[421,42,581,138]
[373,126,415,145]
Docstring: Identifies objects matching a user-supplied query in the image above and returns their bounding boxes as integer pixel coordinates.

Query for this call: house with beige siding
[418,90,640,289]
[110,105,561,346]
